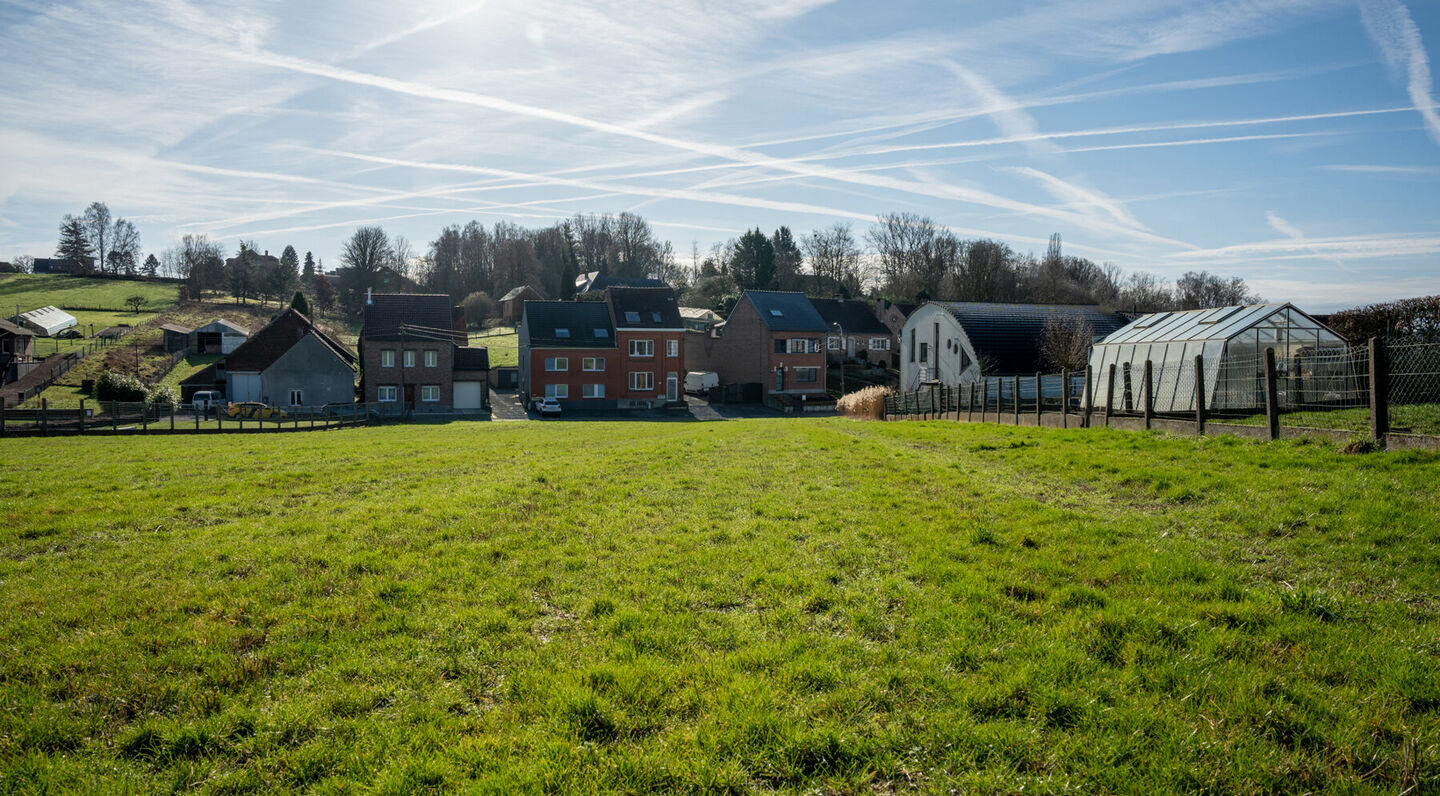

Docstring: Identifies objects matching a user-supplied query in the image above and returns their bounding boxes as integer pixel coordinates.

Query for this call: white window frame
[583,383,605,398]
[545,356,569,372]
[403,350,415,368]
[424,350,438,368]
[795,366,819,384]
[378,385,398,402]
[545,383,569,399]
[288,389,303,406]
[787,338,808,354]
[582,357,605,372]
[629,371,654,391]
[869,337,891,351]
[380,349,395,368]
[827,336,841,351]
[628,339,654,358]
[667,339,679,357]
[420,385,441,402]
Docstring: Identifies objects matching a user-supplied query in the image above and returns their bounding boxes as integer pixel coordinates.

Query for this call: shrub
[147,385,178,408]
[836,385,892,420]
[94,370,147,402]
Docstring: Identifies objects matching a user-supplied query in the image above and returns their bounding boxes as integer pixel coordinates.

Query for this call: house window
[624,311,641,323]
[628,339,654,357]
[545,357,568,371]
[595,328,609,338]
[960,348,971,370]
[545,383,569,399]
[920,342,929,363]
[774,338,786,354]
[909,329,916,362]
[869,337,890,351]
[629,371,654,391]
[288,389,303,406]
[555,328,570,339]
[420,385,440,402]
[380,350,395,367]
[403,350,415,368]
[795,367,819,383]
[651,312,662,322]
[582,357,605,372]
[583,384,605,398]
[378,385,398,402]
[787,338,808,354]
[827,336,841,350]
[424,350,438,368]
[667,339,679,357]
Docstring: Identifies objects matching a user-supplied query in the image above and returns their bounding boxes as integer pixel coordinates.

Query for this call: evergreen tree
[290,290,310,316]
[229,243,255,304]
[56,215,94,269]
[313,272,337,310]
[270,245,300,301]
[771,226,803,291]
[729,228,776,291]
[302,250,316,284]
[142,253,160,278]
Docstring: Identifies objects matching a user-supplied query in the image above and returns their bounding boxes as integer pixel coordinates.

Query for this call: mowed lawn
[0,273,178,313]
[1,421,1438,793]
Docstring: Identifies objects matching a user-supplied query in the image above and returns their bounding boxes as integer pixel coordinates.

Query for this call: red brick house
[685,290,830,403]
[517,286,685,411]
[359,292,489,412]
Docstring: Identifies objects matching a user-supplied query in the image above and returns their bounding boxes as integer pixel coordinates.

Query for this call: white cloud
[1266,211,1305,240]
[1359,0,1440,145]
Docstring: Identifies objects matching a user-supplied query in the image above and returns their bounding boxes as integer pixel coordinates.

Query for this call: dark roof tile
[742,290,829,332]
[361,293,456,342]
[930,302,1127,375]
[522,301,616,348]
[808,298,890,335]
[607,286,683,329]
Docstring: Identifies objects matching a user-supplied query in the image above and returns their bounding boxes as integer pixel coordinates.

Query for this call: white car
[192,390,221,413]
[535,397,562,416]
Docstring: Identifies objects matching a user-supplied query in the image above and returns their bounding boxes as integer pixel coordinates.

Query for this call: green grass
[157,353,224,393]
[1215,403,1440,436]
[0,273,178,314]
[1,421,1438,793]
[470,327,517,368]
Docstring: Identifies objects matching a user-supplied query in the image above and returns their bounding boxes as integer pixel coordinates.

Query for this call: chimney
[365,287,373,306]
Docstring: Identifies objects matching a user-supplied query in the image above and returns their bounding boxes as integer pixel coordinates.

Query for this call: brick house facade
[359,293,488,411]
[685,290,828,400]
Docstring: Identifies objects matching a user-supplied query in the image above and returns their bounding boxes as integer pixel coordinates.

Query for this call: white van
[684,371,719,395]
[192,391,221,414]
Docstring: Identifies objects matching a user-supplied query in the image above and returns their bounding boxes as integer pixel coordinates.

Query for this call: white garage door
[230,373,261,402]
[454,381,483,409]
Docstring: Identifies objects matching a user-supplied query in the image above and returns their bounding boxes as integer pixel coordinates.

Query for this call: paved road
[487,389,797,422]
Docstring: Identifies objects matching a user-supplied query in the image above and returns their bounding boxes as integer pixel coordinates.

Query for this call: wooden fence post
[1082,365,1093,428]
[1012,375,1020,425]
[1194,354,1206,436]
[111,401,117,432]
[1061,369,1070,429]
[1034,372,1043,425]
[170,402,175,432]
[1105,364,1116,427]
[1369,337,1388,445]
[1264,347,1280,441]
[967,382,975,421]
[79,399,85,433]
[41,398,48,436]
[141,401,148,433]
[0,396,5,437]
[1142,360,1154,430]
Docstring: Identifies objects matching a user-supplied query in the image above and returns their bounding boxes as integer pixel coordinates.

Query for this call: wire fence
[0,400,397,437]
[884,338,1440,443]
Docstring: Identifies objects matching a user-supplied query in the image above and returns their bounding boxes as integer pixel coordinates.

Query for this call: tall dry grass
[837,385,893,419]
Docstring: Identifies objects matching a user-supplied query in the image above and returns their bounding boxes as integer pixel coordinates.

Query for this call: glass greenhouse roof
[1097,303,1339,346]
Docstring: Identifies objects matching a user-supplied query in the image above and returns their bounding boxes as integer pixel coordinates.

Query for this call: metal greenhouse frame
[1088,303,1349,413]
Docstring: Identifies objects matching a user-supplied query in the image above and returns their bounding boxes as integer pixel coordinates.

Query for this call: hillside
[1,421,1437,793]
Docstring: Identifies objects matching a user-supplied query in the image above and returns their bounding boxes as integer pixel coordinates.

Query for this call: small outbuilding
[17,305,78,337]
[160,323,193,351]
[191,319,249,354]
[1087,303,1348,413]
[499,285,547,324]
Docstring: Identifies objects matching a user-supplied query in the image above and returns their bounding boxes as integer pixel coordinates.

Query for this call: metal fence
[884,338,1440,445]
[0,400,391,437]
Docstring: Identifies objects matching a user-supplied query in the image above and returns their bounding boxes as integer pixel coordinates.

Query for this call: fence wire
[1387,341,1440,436]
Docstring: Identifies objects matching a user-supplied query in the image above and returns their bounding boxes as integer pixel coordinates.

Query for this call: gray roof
[607,286,683,329]
[808,298,889,335]
[579,274,666,293]
[523,301,617,348]
[930,301,1128,375]
[0,318,34,337]
[362,293,456,342]
[499,285,544,303]
[1094,303,1342,346]
[742,290,829,332]
[195,319,250,336]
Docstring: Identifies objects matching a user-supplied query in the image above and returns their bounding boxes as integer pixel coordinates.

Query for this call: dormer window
[555,328,570,338]
[625,311,641,323]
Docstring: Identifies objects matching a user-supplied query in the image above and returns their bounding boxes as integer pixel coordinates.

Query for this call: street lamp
[831,321,845,397]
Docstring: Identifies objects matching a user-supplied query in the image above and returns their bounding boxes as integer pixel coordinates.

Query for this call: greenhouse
[1087,303,1349,413]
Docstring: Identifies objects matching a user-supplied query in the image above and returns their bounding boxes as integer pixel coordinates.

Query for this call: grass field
[0,273,178,314]
[1213,404,1440,437]
[1,421,1437,793]
[470,327,518,368]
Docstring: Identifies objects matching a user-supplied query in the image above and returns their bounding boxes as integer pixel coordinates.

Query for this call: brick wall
[525,346,620,402]
[361,340,454,408]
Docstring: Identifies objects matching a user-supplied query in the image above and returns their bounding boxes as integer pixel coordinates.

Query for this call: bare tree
[109,218,141,275]
[1117,271,1174,314]
[339,226,393,308]
[13,254,34,274]
[1040,314,1095,371]
[1174,271,1260,310]
[82,202,112,274]
[803,223,863,295]
[390,235,415,278]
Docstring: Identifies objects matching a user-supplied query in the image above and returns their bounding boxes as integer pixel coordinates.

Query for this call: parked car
[684,371,719,395]
[534,397,562,417]
[226,401,288,420]
[192,390,221,414]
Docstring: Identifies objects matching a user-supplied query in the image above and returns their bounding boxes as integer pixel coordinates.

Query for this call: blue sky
[1,0,1437,311]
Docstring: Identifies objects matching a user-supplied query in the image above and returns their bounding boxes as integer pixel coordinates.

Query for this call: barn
[190,319,249,354]
[16,305,78,337]
[899,302,1127,391]
[1087,303,1348,413]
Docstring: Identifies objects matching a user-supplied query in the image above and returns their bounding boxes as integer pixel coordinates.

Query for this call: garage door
[454,381,483,409]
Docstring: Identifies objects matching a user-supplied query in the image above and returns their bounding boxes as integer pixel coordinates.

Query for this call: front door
[774,368,784,393]
[404,384,416,409]
[666,373,678,402]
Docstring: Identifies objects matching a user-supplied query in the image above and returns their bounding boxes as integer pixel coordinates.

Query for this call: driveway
[489,389,532,421]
